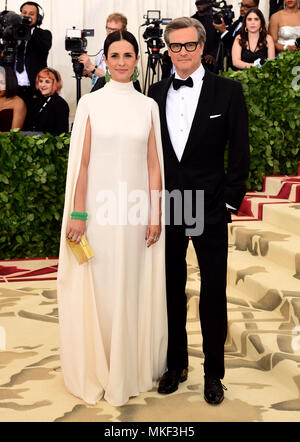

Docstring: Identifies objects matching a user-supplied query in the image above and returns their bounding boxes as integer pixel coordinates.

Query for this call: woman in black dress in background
[0,66,26,132]
[26,67,69,135]
[232,8,275,70]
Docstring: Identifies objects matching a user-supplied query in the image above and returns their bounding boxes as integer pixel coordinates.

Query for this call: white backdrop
[4,0,269,119]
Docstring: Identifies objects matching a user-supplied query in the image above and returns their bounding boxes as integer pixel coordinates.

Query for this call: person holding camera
[268,0,300,54]
[213,0,260,68]
[16,2,52,106]
[232,8,275,69]
[191,0,221,70]
[77,13,127,88]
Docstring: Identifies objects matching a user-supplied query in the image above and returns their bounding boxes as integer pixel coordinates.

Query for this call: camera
[65,27,94,54]
[0,10,32,42]
[142,10,171,48]
[0,10,32,67]
[141,11,172,93]
[295,37,300,49]
[211,0,235,26]
[65,27,94,80]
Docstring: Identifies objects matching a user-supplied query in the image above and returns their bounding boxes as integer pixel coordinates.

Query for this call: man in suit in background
[213,0,259,68]
[16,2,52,105]
[148,17,249,405]
[191,0,221,71]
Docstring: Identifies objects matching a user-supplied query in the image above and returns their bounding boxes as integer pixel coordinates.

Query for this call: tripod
[70,53,84,104]
[143,39,164,95]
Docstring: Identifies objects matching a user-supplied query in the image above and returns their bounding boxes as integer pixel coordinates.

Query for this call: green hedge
[0,131,70,259]
[222,50,300,190]
[1,51,300,259]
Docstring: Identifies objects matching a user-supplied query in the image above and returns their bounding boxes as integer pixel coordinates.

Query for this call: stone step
[229,221,300,278]
[263,203,300,236]
[264,176,300,196]
[238,197,292,220]
[186,284,300,373]
[227,248,300,318]
[226,287,300,362]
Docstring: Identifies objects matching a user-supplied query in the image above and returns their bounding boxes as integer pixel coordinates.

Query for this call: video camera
[65,27,94,54]
[142,10,171,53]
[65,27,94,79]
[211,0,234,26]
[0,10,32,67]
[142,10,171,41]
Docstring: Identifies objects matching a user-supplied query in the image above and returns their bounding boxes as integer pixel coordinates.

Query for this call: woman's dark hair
[2,66,18,98]
[239,8,267,50]
[103,30,139,58]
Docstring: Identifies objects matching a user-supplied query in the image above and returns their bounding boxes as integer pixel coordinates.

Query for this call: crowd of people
[0,0,299,408]
[1,1,299,135]
[0,2,69,135]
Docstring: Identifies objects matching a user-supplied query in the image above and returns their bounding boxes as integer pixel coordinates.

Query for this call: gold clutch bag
[67,234,94,264]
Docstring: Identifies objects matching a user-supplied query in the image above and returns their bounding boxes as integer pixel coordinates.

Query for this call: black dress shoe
[158,368,188,394]
[204,375,227,405]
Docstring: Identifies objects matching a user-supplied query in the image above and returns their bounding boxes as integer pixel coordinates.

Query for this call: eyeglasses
[168,41,200,53]
[239,2,255,8]
[106,26,120,33]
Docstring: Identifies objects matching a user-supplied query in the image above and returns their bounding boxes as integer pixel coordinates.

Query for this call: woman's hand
[66,220,86,244]
[145,220,161,248]
[287,45,297,52]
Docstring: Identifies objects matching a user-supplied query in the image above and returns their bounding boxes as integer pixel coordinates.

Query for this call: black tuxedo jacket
[221,17,243,51]
[25,27,52,88]
[148,69,250,224]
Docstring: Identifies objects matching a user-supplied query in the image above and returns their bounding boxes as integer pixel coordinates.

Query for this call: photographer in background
[16,2,52,106]
[191,0,221,70]
[213,0,259,68]
[78,13,127,89]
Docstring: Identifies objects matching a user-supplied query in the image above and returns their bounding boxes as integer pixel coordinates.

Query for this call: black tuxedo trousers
[165,221,228,378]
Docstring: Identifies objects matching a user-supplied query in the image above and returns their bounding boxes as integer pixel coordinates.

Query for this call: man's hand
[204,54,215,64]
[83,69,92,78]
[78,53,94,70]
[213,18,226,34]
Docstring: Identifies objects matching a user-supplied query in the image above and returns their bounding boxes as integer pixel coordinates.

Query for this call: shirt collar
[174,64,205,84]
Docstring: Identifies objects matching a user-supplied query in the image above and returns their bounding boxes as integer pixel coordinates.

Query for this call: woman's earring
[131,66,138,83]
[105,66,110,83]
[245,27,248,32]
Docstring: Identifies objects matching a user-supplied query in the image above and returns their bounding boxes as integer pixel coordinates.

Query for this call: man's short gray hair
[164,17,206,46]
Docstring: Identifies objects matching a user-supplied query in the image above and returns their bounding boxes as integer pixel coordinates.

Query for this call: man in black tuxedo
[213,0,259,68]
[148,17,249,405]
[16,2,52,105]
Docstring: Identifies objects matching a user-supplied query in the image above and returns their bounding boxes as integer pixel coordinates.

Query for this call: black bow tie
[172,76,193,91]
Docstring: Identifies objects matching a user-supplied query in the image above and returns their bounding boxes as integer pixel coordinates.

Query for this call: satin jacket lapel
[159,76,181,164]
[180,69,215,163]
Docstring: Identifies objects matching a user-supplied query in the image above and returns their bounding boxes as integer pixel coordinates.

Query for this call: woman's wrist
[71,211,88,221]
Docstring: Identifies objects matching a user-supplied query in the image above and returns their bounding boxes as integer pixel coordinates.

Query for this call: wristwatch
[90,66,96,74]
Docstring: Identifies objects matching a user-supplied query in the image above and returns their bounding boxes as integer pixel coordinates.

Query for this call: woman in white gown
[57,30,168,406]
[268,0,300,53]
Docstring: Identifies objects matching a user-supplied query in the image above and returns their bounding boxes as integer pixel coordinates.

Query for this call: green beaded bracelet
[71,211,88,221]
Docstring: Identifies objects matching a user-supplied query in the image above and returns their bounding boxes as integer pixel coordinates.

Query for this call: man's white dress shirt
[166,64,205,162]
